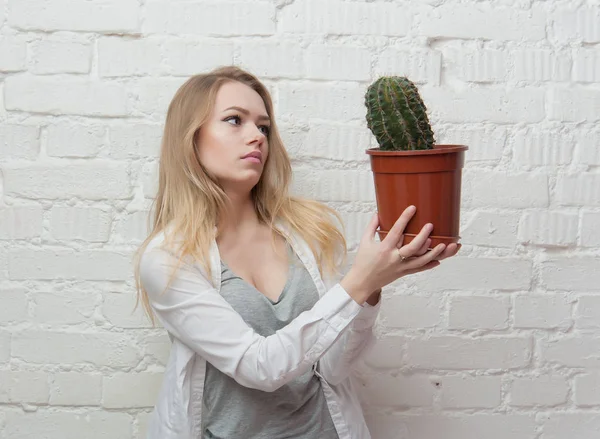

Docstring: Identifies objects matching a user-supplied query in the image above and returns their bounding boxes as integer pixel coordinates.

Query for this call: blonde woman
[135,66,458,439]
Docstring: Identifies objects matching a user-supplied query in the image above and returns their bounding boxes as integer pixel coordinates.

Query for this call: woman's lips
[243,156,261,164]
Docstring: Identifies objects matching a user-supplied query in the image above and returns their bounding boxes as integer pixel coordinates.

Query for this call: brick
[542,336,600,368]
[554,7,600,43]
[0,371,48,403]
[46,123,106,158]
[573,49,600,82]
[509,376,569,407]
[575,131,600,165]
[12,331,141,367]
[541,258,600,291]
[30,40,91,74]
[419,5,545,41]
[0,248,7,281]
[440,375,501,409]
[294,169,374,202]
[549,88,600,122]
[581,212,600,247]
[514,294,572,329]
[512,130,575,166]
[131,78,187,116]
[361,374,434,407]
[338,212,374,251]
[113,210,151,244]
[460,211,519,248]
[374,49,441,85]
[543,414,600,439]
[135,412,151,439]
[49,372,102,406]
[103,372,162,408]
[518,211,578,247]
[102,293,152,329]
[0,331,9,363]
[576,296,600,329]
[144,1,275,36]
[363,336,405,369]
[448,296,510,330]
[5,76,129,116]
[8,0,140,33]
[555,174,600,206]
[574,372,600,406]
[437,126,506,163]
[106,124,162,159]
[380,295,441,329]
[464,170,549,208]
[0,35,27,72]
[3,163,131,200]
[9,249,131,281]
[422,87,545,124]
[0,124,40,159]
[306,44,371,81]
[511,50,571,82]
[238,41,304,79]
[50,207,112,242]
[405,336,531,370]
[406,257,533,292]
[453,49,508,82]
[98,38,162,77]
[279,0,411,36]
[3,410,132,439]
[142,162,158,198]
[32,291,96,324]
[163,39,234,76]
[0,287,28,323]
[141,334,171,367]
[0,206,43,240]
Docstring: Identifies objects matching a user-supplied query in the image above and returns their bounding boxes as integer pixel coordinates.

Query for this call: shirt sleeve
[139,246,364,393]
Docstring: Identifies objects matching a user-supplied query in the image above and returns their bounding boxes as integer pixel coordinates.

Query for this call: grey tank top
[200,242,339,439]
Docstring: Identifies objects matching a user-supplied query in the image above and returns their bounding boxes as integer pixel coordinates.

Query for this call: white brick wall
[0,1,598,438]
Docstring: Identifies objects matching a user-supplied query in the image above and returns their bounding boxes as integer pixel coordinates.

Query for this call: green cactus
[365,76,435,151]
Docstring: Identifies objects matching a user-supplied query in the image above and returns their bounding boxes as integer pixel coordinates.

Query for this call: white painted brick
[512,130,575,166]
[12,331,141,367]
[405,336,531,370]
[238,41,304,79]
[0,123,40,159]
[514,294,572,329]
[32,291,96,324]
[581,212,600,247]
[141,334,171,367]
[541,258,600,291]
[0,35,27,72]
[46,123,106,158]
[543,414,600,439]
[575,131,600,165]
[437,126,507,163]
[338,211,373,251]
[518,211,578,247]
[573,49,600,83]
[448,296,510,330]
[30,40,91,74]
[5,75,129,116]
[406,257,533,292]
[106,124,162,159]
[296,170,374,202]
[542,336,600,368]
[131,77,187,116]
[454,49,508,82]
[380,295,441,329]
[440,375,501,409]
[98,38,162,77]
[163,39,234,76]
[511,50,571,82]
[0,371,48,404]
[3,410,132,439]
[0,206,43,240]
[574,372,600,406]
[144,1,275,36]
[0,287,28,323]
[363,336,405,370]
[0,0,4,27]
[3,163,131,200]
[8,0,140,33]
[142,162,159,198]
[419,5,546,41]
[136,412,151,439]
[464,170,549,208]
[0,331,9,363]
[374,49,441,85]
[103,372,162,408]
[549,88,600,122]
[422,87,545,124]
[113,210,151,244]
[554,7,600,43]
[279,0,411,36]
[306,44,371,81]
[576,296,600,329]
[509,376,569,407]
[49,372,102,406]
[461,211,519,248]
[361,374,434,407]
[50,206,112,242]
[102,292,152,329]
[9,249,131,281]
[0,249,7,281]
[555,174,600,206]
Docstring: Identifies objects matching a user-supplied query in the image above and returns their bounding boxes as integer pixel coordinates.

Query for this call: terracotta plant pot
[366,144,468,248]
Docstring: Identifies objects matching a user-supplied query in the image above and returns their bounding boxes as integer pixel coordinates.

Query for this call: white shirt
[139,221,381,439]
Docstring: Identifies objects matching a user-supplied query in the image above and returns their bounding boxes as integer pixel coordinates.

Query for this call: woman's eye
[224,115,241,125]
[259,125,270,136]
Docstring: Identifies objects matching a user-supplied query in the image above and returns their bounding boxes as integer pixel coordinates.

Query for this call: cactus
[365,76,435,151]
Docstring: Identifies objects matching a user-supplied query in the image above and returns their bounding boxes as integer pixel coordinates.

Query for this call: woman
[135,66,457,439]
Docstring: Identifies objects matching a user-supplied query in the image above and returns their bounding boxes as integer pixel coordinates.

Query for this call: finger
[382,205,416,248]
[436,243,459,261]
[404,243,446,269]
[362,212,380,243]
[399,223,433,257]
[414,238,432,256]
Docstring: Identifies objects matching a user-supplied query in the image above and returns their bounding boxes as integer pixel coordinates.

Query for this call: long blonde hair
[133,66,347,324]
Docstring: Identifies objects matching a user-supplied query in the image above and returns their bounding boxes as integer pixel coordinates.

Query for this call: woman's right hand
[340,206,448,305]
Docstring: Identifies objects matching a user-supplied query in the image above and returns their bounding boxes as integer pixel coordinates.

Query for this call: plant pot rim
[365,144,468,156]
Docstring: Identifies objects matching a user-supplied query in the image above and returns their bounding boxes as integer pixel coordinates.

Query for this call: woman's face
[196,81,271,194]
